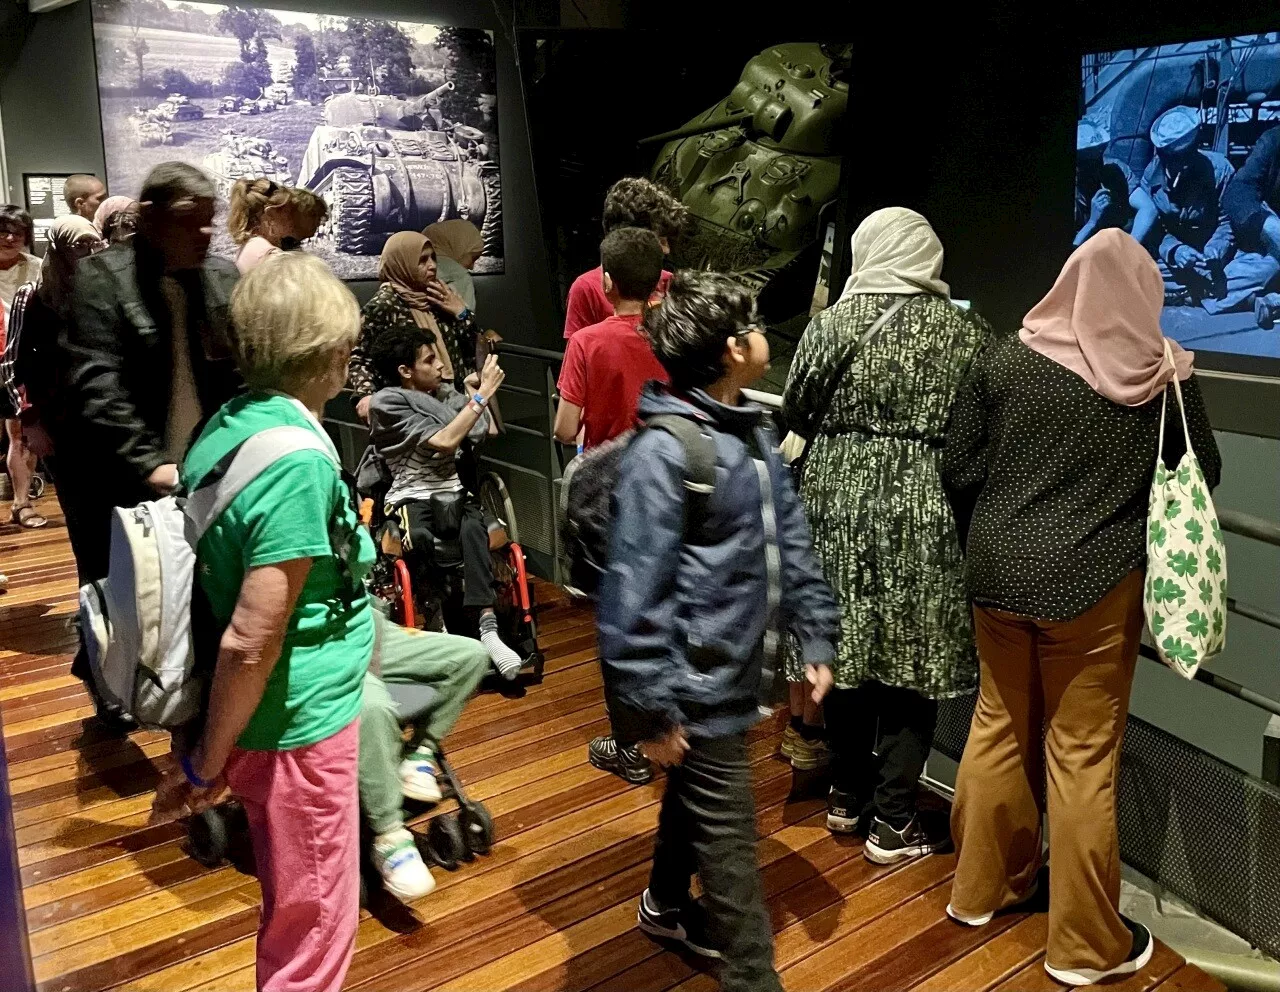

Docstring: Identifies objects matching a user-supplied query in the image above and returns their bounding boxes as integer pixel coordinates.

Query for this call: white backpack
[79,426,337,729]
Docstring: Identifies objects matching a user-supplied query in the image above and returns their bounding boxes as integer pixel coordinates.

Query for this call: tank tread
[331,168,379,256]
[480,167,503,259]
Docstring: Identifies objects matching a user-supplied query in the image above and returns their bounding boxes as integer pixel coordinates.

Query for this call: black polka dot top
[942,336,1222,622]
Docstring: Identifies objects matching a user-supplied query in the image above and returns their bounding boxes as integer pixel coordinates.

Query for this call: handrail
[1219,508,1280,548]
[1139,643,1280,719]
[495,341,566,364]
[743,387,783,409]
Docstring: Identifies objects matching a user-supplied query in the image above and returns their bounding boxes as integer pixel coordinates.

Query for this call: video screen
[1080,37,1280,365]
[89,0,502,278]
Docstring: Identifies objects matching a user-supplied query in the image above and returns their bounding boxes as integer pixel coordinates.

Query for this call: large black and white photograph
[1080,36,1280,362]
[90,0,503,278]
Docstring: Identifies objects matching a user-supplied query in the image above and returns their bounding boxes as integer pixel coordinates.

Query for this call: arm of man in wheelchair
[370,386,490,466]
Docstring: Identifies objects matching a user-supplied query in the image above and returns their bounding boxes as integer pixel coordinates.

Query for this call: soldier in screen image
[1143,105,1280,315]
[1073,122,1157,247]
[1221,125,1280,327]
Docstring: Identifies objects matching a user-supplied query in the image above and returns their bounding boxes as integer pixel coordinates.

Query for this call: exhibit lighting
[29,0,81,12]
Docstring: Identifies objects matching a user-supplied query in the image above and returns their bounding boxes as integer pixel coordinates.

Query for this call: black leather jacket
[59,241,241,484]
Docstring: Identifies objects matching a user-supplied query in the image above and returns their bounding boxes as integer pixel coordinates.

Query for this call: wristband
[468,401,485,416]
[457,306,472,321]
[180,752,216,789]
[472,392,488,407]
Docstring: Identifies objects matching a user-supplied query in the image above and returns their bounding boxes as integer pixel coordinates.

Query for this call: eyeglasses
[0,229,25,241]
[742,322,768,338]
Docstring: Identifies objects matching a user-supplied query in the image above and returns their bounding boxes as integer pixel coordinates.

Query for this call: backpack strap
[645,414,717,540]
[185,426,338,540]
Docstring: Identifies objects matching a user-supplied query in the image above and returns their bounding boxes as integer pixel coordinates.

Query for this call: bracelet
[457,306,472,321]
[472,392,489,407]
[468,401,486,416]
[180,752,216,789]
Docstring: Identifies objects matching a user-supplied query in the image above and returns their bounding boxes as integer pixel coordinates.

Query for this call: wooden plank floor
[0,489,1227,992]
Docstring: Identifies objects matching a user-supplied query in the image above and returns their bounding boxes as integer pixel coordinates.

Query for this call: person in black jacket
[598,272,837,991]
[58,162,241,729]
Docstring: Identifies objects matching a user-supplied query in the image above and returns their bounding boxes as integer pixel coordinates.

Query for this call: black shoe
[865,812,950,865]
[588,735,654,784]
[827,786,862,835]
[1045,917,1153,986]
[90,695,136,737]
[636,888,722,959]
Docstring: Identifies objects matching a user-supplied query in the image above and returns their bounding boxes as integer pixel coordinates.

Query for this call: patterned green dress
[782,293,992,698]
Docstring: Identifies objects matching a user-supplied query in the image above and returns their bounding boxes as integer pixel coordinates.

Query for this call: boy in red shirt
[555,227,669,450]
[563,178,687,339]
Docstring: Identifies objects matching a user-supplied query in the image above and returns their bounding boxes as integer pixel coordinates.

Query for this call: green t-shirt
[183,392,376,751]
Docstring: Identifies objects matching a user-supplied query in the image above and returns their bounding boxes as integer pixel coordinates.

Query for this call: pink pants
[225,719,360,992]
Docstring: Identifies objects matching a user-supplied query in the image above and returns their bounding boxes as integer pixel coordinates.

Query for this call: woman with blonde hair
[784,207,993,862]
[151,250,369,992]
[228,178,328,273]
[943,229,1221,986]
[349,230,478,420]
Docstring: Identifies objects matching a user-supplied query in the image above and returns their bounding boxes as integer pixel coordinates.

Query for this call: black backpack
[560,415,717,599]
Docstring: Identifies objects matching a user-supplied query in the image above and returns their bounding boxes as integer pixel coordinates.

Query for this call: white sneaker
[1045,918,1153,987]
[372,827,436,903]
[400,745,443,803]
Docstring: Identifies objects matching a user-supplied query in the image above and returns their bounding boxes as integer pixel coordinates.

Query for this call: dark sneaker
[865,813,950,865]
[1045,917,1153,986]
[827,786,862,835]
[1256,293,1280,330]
[588,735,654,784]
[636,888,722,959]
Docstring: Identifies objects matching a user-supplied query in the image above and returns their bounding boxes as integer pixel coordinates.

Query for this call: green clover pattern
[1165,498,1182,520]
[1161,637,1199,667]
[1186,611,1209,638]
[1169,551,1198,578]
[1184,519,1204,545]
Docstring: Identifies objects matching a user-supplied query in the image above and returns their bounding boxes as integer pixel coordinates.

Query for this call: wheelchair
[362,471,545,683]
[187,682,497,897]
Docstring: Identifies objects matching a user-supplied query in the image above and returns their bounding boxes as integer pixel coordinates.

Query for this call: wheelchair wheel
[459,802,495,856]
[425,813,468,870]
[189,808,231,867]
[479,473,520,545]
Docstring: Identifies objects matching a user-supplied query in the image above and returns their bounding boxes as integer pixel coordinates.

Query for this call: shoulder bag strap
[185,425,337,540]
[645,414,716,541]
[827,295,912,401]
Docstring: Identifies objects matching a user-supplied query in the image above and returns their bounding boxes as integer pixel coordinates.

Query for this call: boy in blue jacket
[597,272,838,991]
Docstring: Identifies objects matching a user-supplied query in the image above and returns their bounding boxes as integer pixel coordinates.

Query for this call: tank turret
[647,42,850,324]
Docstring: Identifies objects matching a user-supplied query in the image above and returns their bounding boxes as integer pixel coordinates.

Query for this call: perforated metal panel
[479,457,556,560]
[931,691,1280,961]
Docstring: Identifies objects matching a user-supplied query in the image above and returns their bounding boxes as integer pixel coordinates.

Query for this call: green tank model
[295,82,501,258]
[644,42,850,323]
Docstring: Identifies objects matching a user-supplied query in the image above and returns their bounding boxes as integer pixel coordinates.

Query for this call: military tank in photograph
[642,42,850,325]
[295,81,501,258]
[202,132,292,200]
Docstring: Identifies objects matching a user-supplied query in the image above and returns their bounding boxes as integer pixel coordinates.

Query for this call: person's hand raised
[425,279,467,317]
[478,353,505,399]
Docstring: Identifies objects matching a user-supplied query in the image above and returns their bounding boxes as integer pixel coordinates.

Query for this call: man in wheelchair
[366,327,524,679]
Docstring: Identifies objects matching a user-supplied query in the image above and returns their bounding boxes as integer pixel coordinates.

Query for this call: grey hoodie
[367,384,490,505]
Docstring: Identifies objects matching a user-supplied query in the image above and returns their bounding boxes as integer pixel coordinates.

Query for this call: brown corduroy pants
[950,570,1144,974]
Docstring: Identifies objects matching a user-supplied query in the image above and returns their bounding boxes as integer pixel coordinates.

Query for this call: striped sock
[479,613,522,680]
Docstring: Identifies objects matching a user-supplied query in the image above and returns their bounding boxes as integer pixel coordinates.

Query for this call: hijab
[38,215,102,318]
[378,231,452,379]
[422,220,483,265]
[840,207,950,300]
[1020,228,1193,407]
[92,195,136,235]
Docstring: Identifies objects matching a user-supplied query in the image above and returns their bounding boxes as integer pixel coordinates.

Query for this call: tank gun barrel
[638,108,749,147]
[421,80,456,106]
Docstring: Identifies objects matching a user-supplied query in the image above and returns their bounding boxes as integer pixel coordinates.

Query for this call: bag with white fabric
[79,426,337,728]
[1142,346,1228,679]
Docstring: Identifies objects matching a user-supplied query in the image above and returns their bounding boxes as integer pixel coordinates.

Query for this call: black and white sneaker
[827,786,862,835]
[1045,917,1153,987]
[865,813,950,865]
[588,735,655,784]
[636,888,722,959]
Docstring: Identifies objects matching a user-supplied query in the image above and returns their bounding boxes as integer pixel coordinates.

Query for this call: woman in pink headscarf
[941,229,1220,987]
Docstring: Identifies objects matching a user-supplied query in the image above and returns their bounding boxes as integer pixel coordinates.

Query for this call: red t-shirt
[557,312,670,450]
[563,266,674,339]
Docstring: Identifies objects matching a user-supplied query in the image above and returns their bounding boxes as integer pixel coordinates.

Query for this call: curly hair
[370,325,435,389]
[642,270,755,392]
[602,177,688,240]
[227,178,290,246]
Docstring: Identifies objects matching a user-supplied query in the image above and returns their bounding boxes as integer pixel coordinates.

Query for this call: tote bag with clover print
[1143,347,1227,679]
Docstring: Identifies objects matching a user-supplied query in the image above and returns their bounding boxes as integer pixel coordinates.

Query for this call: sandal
[11,504,48,529]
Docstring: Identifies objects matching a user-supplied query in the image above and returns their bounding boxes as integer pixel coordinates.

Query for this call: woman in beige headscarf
[422,219,483,313]
[782,207,993,862]
[348,231,477,421]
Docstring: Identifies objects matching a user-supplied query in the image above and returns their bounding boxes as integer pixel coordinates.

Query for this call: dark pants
[826,680,938,828]
[397,499,495,609]
[649,732,782,992]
